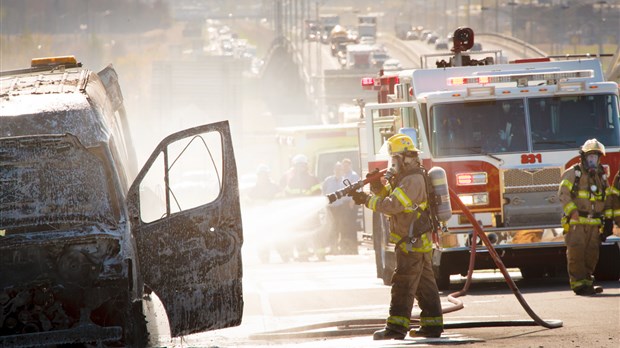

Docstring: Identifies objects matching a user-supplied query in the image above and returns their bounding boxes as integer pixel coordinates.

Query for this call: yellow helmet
[581,138,606,156]
[386,134,419,156]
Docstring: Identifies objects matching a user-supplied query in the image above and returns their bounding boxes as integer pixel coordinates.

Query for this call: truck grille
[503,167,562,193]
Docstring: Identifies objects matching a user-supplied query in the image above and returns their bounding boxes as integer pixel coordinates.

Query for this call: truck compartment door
[127,121,243,337]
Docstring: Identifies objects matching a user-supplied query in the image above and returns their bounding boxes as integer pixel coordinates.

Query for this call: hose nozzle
[325,168,387,204]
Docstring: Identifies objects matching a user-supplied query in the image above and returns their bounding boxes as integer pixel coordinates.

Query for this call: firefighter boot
[574,285,596,296]
[372,327,406,340]
[409,326,443,338]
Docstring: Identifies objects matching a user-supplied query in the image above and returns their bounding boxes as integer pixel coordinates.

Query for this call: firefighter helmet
[292,153,308,165]
[580,138,606,156]
[386,134,419,156]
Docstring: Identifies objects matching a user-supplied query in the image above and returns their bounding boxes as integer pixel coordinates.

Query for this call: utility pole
[495,0,499,33]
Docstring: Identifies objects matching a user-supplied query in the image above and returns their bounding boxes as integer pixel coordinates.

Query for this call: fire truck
[357,29,620,288]
[275,123,360,182]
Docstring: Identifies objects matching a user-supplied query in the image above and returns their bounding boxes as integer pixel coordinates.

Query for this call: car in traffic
[0,56,244,347]
[382,58,402,71]
[435,39,449,50]
[426,33,439,44]
[370,50,390,68]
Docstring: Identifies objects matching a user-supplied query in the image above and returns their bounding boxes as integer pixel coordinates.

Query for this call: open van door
[126,121,243,337]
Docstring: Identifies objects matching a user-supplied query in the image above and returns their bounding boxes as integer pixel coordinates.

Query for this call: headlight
[458,192,489,206]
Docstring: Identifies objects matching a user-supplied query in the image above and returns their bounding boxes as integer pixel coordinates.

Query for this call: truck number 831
[521,153,542,164]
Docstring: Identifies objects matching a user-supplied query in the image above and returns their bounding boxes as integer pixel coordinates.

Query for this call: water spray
[250,186,563,341]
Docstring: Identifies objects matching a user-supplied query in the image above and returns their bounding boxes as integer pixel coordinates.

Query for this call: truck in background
[275,123,360,182]
[357,14,378,42]
[330,24,353,57]
[319,14,340,44]
[345,44,375,70]
[355,29,620,288]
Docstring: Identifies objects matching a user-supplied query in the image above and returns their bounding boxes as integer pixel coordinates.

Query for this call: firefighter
[280,154,322,261]
[350,134,443,340]
[321,161,349,255]
[558,139,612,296]
[341,158,361,254]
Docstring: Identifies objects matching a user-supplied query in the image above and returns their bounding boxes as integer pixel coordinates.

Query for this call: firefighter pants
[565,223,600,292]
[324,204,358,255]
[385,248,443,334]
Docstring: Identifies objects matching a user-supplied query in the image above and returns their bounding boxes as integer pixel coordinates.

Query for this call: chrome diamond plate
[503,167,562,193]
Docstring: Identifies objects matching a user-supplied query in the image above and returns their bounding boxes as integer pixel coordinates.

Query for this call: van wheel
[126,300,148,348]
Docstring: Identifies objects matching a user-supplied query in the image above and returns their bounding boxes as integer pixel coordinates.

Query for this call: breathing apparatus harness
[387,155,439,252]
[563,152,608,233]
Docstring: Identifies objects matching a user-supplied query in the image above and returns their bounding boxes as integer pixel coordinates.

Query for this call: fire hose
[249,176,563,341]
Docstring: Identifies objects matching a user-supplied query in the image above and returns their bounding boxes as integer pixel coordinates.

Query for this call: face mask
[586,153,599,170]
[386,155,403,179]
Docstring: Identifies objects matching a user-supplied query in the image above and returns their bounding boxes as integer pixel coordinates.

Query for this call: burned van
[0,57,244,346]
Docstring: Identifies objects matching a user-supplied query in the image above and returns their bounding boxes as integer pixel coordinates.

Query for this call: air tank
[428,166,452,222]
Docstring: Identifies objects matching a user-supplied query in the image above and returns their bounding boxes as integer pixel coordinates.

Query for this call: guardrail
[476,32,548,58]
[381,32,548,66]
[378,33,422,68]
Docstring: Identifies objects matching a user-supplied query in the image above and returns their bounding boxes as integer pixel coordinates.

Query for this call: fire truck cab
[359,53,620,288]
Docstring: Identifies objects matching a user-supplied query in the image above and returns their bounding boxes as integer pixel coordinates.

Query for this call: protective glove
[366,168,383,192]
[601,218,613,242]
[384,166,397,182]
[349,190,369,205]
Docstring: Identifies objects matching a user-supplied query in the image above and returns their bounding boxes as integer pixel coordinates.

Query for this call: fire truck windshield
[430,95,620,157]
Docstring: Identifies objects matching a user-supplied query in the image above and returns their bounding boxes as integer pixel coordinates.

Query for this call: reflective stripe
[389,232,401,244]
[420,316,444,327]
[560,179,573,191]
[570,278,593,290]
[568,216,603,225]
[614,209,620,217]
[394,233,432,253]
[604,209,613,219]
[412,234,433,253]
[610,187,620,196]
[310,183,322,193]
[576,190,591,199]
[392,187,414,213]
[285,184,320,196]
[387,315,410,329]
[285,187,302,195]
[563,201,577,216]
[367,196,380,211]
[575,189,605,202]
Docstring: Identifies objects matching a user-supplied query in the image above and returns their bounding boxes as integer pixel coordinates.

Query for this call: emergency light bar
[448,69,594,87]
[31,55,77,67]
[361,76,400,90]
[361,77,375,90]
[456,172,488,186]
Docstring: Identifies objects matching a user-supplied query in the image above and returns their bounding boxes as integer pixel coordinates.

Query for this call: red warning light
[361,77,375,87]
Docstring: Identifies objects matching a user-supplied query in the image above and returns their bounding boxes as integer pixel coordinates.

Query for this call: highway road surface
[152,240,620,347]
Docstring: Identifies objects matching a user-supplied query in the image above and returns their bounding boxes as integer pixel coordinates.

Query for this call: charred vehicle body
[0,56,244,346]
